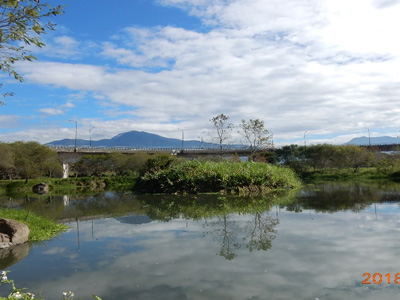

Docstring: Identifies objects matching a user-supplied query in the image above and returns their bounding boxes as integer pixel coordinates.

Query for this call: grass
[301,167,400,183]
[0,210,71,299]
[0,208,68,242]
[137,160,302,194]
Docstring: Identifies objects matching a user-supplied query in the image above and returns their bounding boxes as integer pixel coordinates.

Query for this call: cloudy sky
[1,0,400,145]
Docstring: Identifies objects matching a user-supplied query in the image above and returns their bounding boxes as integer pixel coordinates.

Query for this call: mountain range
[47,131,400,148]
[344,136,400,146]
[47,130,219,148]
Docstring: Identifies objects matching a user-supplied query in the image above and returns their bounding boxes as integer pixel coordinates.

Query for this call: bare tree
[239,119,271,159]
[210,114,234,158]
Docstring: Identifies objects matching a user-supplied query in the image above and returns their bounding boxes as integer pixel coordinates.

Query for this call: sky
[1,0,400,146]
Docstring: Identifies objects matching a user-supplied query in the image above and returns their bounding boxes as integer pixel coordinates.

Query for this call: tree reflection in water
[4,181,400,262]
[204,211,279,260]
[209,215,240,260]
[245,212,279,252]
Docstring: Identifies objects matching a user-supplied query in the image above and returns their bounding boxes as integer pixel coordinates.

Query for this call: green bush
[140,154,177,175]
[136,161,301,194]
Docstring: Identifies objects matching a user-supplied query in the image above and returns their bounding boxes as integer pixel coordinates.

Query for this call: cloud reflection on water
[6,202,400,300]
[4,183,400,299]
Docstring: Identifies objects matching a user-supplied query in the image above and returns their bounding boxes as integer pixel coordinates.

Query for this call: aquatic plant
[0,271,102,300]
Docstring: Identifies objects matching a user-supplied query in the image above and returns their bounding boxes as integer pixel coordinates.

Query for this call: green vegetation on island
[137,160,301,194]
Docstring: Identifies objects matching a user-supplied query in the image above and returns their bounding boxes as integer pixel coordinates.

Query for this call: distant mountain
[47,130,219,148]
[345,136,400,146]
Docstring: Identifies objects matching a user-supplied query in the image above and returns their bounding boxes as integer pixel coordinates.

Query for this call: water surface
[2,183,400,299]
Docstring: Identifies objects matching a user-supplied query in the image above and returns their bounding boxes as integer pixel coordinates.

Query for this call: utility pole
[68,119,78,150]
[89,127,95,147]
[178,128,184,152]
[304,131,308,147]
[368,128,371,146]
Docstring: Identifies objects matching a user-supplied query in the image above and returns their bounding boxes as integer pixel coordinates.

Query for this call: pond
[2,182,400,299]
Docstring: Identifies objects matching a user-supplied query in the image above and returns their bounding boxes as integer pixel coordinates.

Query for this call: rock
[0,218,30,247]
[0,242,30,269]
[32,182,49,194]
[0,232,11,243]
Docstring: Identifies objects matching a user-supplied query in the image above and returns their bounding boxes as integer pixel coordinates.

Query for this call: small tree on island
[239,119,271,160]
[210,113,234,159]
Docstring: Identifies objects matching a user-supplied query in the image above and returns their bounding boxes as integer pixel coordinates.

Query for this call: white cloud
[39,108,64,115]
[63,102,75,108]
[48,36,81,57]
[319,0,400,54]
[0,115,21,130]
[19,62,107,90]
[7,0,400,144]
[372,0,400,8]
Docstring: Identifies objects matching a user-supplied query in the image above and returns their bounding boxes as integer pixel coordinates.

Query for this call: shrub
[136,161,301,194]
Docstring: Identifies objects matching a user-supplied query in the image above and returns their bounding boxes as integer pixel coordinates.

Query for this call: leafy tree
[331,145,374,172]
[0,0,64,103]
[256,150,279,164]
[11,141,60,182]
[0,142,15,179]
[72,154,109,177]
[108,152,152,176]
[375,152,399,175]
[141,154,176,175]
[210,114,234,158]
[275,144,305,165]
[239,119,271,160]
[41,154,63,178]
[274,144,308,175]
[126,152,152,174]
[304,144,336,171]
[107,152,129,175]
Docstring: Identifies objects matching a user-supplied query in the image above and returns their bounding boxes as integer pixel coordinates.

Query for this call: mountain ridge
[344,136,400,146]
[47,130,218,148]
[47,131,400,148]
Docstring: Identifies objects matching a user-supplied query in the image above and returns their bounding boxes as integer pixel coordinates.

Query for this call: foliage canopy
[0,0,64,103]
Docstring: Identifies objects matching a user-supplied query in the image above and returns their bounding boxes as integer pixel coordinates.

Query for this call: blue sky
[1,0,400,146]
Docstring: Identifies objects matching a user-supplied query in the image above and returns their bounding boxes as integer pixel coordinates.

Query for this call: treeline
[71,152,176,177]
[69,144,400,179]
[0,142,61,182]
[2,141,400,183]
[0,141,177,181]
[261,144,400,177]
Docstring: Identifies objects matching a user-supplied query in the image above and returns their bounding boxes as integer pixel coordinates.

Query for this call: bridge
[50,143,400,178]
[50,145,257,155]
[49,145,261,178]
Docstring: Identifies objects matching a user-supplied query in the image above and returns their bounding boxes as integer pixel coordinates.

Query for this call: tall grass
[137,161,301,194]
[0,208,68,241]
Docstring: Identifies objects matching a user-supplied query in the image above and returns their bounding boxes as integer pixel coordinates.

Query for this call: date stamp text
[362,273,400,284]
